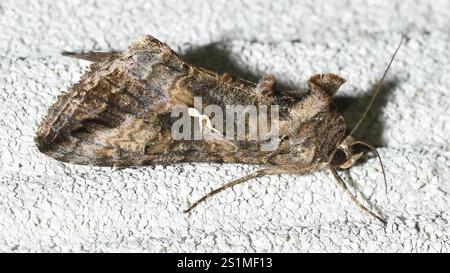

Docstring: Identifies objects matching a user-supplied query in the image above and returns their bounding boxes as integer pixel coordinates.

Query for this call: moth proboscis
[36,35,404,224]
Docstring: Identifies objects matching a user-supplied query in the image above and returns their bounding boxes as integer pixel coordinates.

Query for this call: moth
[35,35,403,224]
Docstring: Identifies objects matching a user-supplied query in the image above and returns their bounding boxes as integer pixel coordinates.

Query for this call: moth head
[329,134,387,196]
[330,135,363,169]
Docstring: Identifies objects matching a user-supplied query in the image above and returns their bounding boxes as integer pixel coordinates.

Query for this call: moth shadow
[182,42,297,91]
[334,78,399,147]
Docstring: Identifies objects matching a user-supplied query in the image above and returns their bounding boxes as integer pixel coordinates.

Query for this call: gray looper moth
[35,35,403,224]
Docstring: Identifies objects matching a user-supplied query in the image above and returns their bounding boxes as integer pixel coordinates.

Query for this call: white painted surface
[0,0,449,252]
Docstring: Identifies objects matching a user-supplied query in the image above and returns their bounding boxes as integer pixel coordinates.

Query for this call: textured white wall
[0,0,449,252]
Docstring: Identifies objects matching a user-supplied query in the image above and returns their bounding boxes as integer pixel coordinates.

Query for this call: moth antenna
[329,164,387,225]
[184,169,272,214]
[348,34,404,137]
[351,140,388,194]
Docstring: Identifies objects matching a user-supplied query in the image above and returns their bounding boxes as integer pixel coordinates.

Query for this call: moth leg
[184,168,282,214]
[61,51,120,63]
[256,75,276,96]
[329,165,387,225]
[184,165,320,214]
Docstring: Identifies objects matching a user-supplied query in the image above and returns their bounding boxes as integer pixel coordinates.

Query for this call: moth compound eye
[331,149,347,166]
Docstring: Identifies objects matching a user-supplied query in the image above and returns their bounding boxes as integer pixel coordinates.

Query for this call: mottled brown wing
[35,35,273,167]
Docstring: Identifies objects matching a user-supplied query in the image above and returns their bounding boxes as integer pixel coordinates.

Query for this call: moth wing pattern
[36,36,190,166]
[36,36,276,167]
